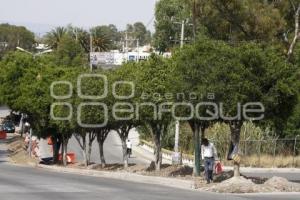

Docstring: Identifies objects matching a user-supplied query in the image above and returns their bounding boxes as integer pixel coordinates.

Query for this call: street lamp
[24,122,33,157]
[16,47,53,59]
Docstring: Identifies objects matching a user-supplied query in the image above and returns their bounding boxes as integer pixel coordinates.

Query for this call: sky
[0,0,157,34]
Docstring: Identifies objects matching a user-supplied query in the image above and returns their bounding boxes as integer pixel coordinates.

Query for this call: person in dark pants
[201,138,218,184]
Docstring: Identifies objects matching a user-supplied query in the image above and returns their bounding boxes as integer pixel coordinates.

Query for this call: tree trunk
[98,140,106,168]
[87,140,92,165]
[62,136,68,166]
[121,139,128,168]
[189,120,207,177]
[74,133,88,167]
[96,129,110,168]
[151,123,163,171]
[116,124,133,168]
[229,121,242,177]
[87,132,96,165]
[82,136,87,167]
[52,136,61,164]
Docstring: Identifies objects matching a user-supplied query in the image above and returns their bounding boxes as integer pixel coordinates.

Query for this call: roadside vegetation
[0,0,300,180]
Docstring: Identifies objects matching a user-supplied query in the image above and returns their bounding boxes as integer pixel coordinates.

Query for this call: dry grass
[222,154,300,168]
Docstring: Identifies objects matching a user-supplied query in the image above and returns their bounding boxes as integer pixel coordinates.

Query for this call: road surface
[67,129,149,165]
[1,134,300,200]
[1,163,300,200]
[38,129,300,183]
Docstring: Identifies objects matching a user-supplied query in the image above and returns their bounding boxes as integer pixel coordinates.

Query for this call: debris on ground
[200,176,300,193]
[8,136,37,165]
[264,176,300,192]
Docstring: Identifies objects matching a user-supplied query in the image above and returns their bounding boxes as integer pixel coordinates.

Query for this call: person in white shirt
[126,139,132,158]
[201,138,218,184]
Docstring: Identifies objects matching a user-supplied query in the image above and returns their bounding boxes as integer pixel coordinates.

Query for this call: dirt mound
[202,176,262,193]
[264,177,300,192]
[201,176,300,193]
[8,136,37,165]
[8,137,24,153]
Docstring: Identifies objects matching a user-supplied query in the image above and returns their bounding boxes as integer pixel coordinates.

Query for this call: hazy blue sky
[0,0,157,34]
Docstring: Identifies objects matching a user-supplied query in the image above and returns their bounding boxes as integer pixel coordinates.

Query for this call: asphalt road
[1,134,300,200]
[1,163,300,200]
[67,130,149,165]
[0,105,10,118]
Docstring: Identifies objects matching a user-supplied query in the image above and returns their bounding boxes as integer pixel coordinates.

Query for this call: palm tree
[90,26,113,52]
[67,26,90,53]
[45,27,67,49]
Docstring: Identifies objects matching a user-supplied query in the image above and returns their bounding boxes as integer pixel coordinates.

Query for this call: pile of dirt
[201,176,262,193]
[264,177,300,192]
[201,176,300,193]
[8,136,37,165]
[142,163,194,179]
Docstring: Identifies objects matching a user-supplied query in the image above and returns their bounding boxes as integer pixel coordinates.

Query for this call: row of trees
[0,24,35,57]
[152,0,300,176]
[153,0,300,57]
[0,0,299,178]
[0,21,152,60]
[44,22,151,54]
[0,34,298,176]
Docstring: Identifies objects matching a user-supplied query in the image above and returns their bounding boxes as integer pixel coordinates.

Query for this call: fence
[140,136,300,168]
[212,136,300,168]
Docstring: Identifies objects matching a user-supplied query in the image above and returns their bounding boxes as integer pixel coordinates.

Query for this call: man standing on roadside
[201,138,218,184]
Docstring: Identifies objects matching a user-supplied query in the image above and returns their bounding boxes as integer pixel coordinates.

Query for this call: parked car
[2,121,15,133]
[0,124,5,132]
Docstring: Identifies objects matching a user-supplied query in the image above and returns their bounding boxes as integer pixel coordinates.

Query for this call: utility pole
[136,39,139,62]
[172,20,189,165]
[75,28,78,42]
[123,31,138,62]
[173,19,193,47]
[180,20,185,48]
[125,31,128,53]
[90,34,93,72]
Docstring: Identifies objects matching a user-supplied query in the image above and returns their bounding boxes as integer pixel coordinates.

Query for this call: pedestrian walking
[126,139,132,158]
[201,138,218,184]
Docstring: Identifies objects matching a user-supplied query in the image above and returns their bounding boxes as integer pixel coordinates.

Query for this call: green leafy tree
[109,62,140,168]
[90,26,114,52]
[0,23,35,57]
[54,35,87,67]
[173,37,298,176]
[153,0,192,52]
[135,55,177,171]
[132,22,151,46]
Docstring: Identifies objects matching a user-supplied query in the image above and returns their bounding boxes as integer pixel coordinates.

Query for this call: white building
[90,48,171,67]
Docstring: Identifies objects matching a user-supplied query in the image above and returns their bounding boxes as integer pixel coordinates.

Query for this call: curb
[36,164,195,191]
[10,163,300,195]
